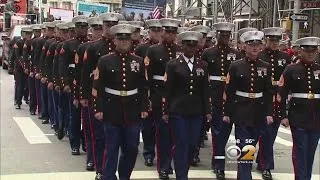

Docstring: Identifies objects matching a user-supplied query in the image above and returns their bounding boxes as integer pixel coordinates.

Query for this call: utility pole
[213,0,218,23]
[272,0,277,26]
[292,0,300,41]
[181,0,186,25]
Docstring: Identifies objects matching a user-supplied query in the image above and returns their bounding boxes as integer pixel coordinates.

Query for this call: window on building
[49,2,58,8]
[62,2,72,10]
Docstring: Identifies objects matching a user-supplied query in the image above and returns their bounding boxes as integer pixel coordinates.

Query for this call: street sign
[289,13,308,21]
[301,1,320,9]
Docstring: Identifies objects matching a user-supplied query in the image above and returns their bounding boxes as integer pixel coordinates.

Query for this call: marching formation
[7,13,320,180]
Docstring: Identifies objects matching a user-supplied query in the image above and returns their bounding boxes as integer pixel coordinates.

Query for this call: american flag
[152,6,161,19]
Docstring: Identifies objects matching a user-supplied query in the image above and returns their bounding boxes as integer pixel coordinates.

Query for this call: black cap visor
[164,26,178,33]
[182,40,198,46]
[301,45,318,52]
[266,35,281,41]
[116,33,132,40]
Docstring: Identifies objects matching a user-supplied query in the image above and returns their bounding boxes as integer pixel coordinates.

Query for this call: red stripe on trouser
[102,148,107,172]
[211,130,216,169]
[154,114,161,171]
[168,120,175,159]
[259,136,265,170]
[35,80,40,114]
[81,109,88,161]
[88,105,97,169]
[291,130,298,180]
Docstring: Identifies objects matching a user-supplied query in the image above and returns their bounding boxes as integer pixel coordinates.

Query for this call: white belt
[209,76,226,81]
[153,75,165,81]
[69,64,75,68]
[236,91,263,98]
[105,87,138,96]
[291,93,320,99]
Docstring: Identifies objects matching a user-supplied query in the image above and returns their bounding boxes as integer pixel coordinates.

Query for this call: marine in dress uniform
[66,22,76,39]
[279,37,320,180]
[205,30,216,48]
[80,13,123,179]
[201,22,241,179]
[224,30,274,180]
[23,24,42,115]
[39,21,61,125]
[122,21,144,51]
[14,26,33,109]
[78,17,104,174]
[163,30,212,180]
[33,23,54,118]
[57,16,89,157]
[45,23,68,131]
[134,19,162,167]
[144,18,180,179]
[52,23,70,135]
[237,27,258,58]
[291,41,300,63]
[255,27,291,180]
[93,24,148,180]
[188,24,211,165]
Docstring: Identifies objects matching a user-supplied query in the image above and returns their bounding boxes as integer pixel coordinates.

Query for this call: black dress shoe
[204,133,208,140]
[15,104,21,109]
[95,173,103,180]
[167,168,173,175]
[262,170,273,180]
[24,100,29,105]
[71,148,80,155]
[191,157,198,166]
[86,162,94,171]
[38,115,44,120]
[82,144,87,152]
[158,171,169,180]
[30,111,36,115]
[144,159,153,166]
[216,170,225,180]
[42,119,49,124]
[57,129,65,140]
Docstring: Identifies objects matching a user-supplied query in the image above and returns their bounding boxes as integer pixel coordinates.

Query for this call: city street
[1,69,319,180]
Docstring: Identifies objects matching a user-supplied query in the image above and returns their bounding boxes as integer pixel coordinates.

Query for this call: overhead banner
[122,0,166,21]
[77,2,110,17]
[49,8,74,22]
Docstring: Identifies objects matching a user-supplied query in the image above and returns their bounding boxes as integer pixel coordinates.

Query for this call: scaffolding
[168,0,320,37]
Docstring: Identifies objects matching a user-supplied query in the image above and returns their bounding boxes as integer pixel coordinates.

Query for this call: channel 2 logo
[226,144,256,162]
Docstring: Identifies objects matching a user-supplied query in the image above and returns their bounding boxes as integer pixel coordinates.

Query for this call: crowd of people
[5,13,320,180]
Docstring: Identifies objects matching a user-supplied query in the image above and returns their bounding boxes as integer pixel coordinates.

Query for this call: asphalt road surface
[1,69,319,180]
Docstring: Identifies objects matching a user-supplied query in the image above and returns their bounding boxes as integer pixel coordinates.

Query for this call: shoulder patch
[83,51,88,62]
[23,44,27,49]
[93,67,99,80]
[60,48,65,55]
[42,46,46,51]
[144,56,150,66]
[31,45,33,51]
[278,74,284,87]
[92,88,97,97]
[75,53,79,64]
[54,50,58,56]
[13,44,18,48]
[226,73,231,84]
[164,72,167,82]
[46,50,50,56]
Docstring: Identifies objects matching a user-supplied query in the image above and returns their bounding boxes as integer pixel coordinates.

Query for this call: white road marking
[278,127,292,135]
[140,132,143,143]
[44,134,55,136]
[1,171,319,179]
[275,137,293,147]
[13,117,51,144]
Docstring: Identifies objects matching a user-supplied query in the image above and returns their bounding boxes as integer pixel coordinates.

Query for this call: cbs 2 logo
[226,145,256,161]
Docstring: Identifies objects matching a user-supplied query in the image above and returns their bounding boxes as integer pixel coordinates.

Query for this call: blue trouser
[58,92,71,135]
[141,112,155,161]
[193,118,206,159]
[170,113,202,180]
[47,89,55,125]
[68,98,81,149]
[40,82,48,118]
[28,76,37,113]
[235,125,260,180]
[211,107,233,171]
[82,103,105,173]
[15,71,27,106]
[154,111,173,172]
[103,122,140,180]
[291,127,320,180]
[256,117,280,170]
[23,77,29,101]
[35,78,41,115]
